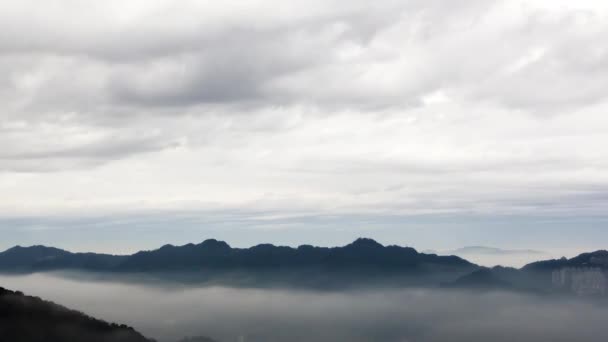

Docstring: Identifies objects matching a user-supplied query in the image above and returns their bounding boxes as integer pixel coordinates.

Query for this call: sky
[1,0,607,261]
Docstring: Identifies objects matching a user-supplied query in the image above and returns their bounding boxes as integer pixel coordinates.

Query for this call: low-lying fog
[1,273,606,342]
[448,252,549,268]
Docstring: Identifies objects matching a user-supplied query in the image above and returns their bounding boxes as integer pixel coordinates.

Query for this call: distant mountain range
[0,239,476,284]
[0,245,127,271]
[423,246,547,256]
[422,246,550,268]
[443,268,513,290]
[446,250,608,294]
[0,286,153,342]
[449,246,546,256]
[2,240,606,341]
[0,238,606,294]
[522,250,608,271]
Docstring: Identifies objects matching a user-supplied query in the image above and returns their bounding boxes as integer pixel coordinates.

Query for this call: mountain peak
[589,250,608,257]
[349,238,384,248]
[198,239,231,249]
[2,245,69,255]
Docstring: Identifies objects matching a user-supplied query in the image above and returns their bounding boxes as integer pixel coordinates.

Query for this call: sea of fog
[0,272,606,342]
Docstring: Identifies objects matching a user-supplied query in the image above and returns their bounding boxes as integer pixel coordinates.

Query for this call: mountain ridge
[451,246,546,255]
[0,286,154,342]
[117,237,476,273]
[0,238,479,289]
[522,250,608,272]
[0,238,476,272]
[2,239,606,294]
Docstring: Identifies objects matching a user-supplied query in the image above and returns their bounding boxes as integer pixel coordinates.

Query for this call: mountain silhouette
[444,268,513,290]
[450,246,546,256]
[446,251,608,294]
[0,286,153,342]
[0,245,126,272]
[116,238,476,274]
[2,239,605,293]
[0,238,478,288]
[522,250,608,272]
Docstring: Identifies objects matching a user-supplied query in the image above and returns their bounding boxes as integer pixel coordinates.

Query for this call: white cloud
[0,0,607,220]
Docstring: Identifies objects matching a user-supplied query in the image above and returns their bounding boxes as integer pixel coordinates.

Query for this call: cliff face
[552,268,608,296]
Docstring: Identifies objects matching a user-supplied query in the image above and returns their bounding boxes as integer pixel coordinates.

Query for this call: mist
[0,273,606,342]
[447,251,551,268]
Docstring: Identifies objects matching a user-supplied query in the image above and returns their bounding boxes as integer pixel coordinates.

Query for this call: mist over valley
[2,272,607,342]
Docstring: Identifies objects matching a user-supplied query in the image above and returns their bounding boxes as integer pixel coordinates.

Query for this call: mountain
[0,245,71,269]
[522,250,608,272]
[0,238,478,288]
[451,246,546,256]
[0,286,153,342]
[444,268,513,290]
[444,250,608,295]
[117,238,476,274]
[0,238,476,274]
[427,246,549,268]
[0,245,127,272]
[1,241,607,294]
[517,250,608,295]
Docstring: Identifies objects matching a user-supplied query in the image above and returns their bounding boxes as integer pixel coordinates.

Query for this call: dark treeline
[0,286,153,342]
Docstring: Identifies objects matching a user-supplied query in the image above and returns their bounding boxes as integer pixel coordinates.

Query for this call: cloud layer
[1,0,608,222]
[2,273,608,342]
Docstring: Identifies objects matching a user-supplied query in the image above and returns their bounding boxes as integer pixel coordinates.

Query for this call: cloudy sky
[1,0,607,259]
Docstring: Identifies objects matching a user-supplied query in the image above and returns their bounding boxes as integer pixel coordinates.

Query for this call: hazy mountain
[0,245,71,269]
[523,250,608,272]
[0,238,479,289]
[0,245,127,272]
[429,246,550,268]
[118,238,476,273]
[445,250,608,295]
[451,246,546,256]
[0,238,476,274]
[423,246,546,257]
[0,286,153,342]
[1,239,606,295]
[444,268,513,290]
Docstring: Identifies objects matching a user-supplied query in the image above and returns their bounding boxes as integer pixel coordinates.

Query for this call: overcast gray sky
[1,0,607,259]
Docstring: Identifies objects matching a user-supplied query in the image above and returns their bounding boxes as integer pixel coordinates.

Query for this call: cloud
[3,0,608,112]
[0,0,607,220]
[2,273,608,342]
[0,117,180,172]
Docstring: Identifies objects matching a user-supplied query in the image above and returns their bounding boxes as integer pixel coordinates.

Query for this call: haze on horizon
[1,0,608,258]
